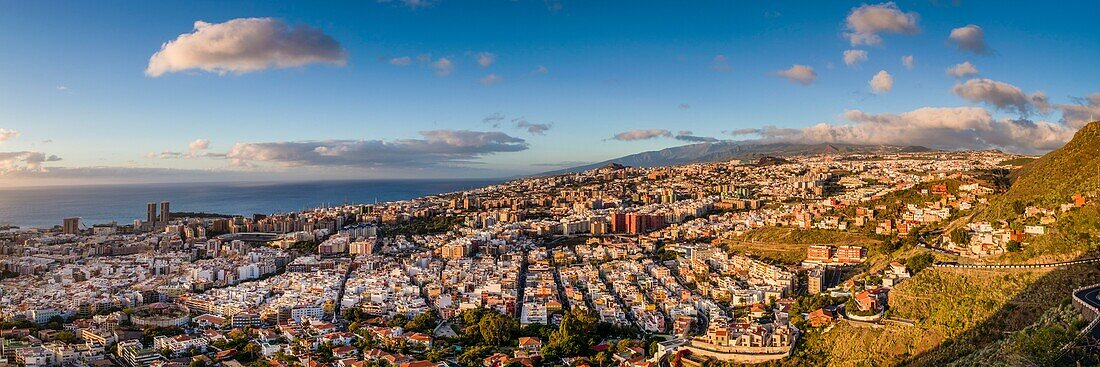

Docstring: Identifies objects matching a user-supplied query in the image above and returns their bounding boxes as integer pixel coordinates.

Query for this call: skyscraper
[160,202,171,224]
[147,202,158,224]
[63,217,81,235]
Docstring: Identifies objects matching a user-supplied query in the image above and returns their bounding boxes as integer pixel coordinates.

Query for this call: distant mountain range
[538,141,931,176]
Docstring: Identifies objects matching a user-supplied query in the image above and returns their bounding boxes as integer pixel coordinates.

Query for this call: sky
[1,0,1099,186]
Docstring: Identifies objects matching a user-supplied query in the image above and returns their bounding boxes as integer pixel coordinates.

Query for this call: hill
[538,141,930,176]
[981,120,1100,219]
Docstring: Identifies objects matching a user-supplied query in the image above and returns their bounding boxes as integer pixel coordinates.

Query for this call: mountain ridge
[538,141,931,176]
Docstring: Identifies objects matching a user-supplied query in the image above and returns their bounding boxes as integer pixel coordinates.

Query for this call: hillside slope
[982,120,1100,219]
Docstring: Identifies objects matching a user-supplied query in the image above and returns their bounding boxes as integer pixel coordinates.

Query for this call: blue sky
[1,0,1099,186]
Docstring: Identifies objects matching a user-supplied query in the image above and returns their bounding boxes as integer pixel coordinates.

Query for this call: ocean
[0,179,501,229]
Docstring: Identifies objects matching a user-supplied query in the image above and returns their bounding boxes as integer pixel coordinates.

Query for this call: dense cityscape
[4,1,1100,366]
[4,148,1099,367]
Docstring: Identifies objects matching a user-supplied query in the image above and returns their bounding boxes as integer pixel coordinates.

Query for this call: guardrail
[932,257,1100,270]
[1059,283,1100,356]
[1072,283,1100,322]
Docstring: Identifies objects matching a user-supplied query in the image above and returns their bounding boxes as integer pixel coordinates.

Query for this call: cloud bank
[0,151,62,173]
[146,18,347,77]
[1058,93,1100,128]
[731,106,1074,153]
[225,130,527,168]
[952,78,1049,115]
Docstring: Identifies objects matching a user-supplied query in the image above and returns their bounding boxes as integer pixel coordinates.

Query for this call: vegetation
[994,204,1100,263]
[404,311,438,334]
[380,215,465,238]
[0,269,19,280]
[887,263,1100,365]
[982,121,1100,220]
[951,302,1095,366]
[903,253,935,275]
[724,227,880,265]
[541,309,599,360]
[287,240,318,254]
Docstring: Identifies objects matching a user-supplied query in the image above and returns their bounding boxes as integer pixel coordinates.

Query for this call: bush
[907,253,935,275]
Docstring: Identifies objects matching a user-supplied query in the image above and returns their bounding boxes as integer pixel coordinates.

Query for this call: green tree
[543,309,598,358]
[405,312,437,334]
[478,312,514,346]
[949,228,969,245]
[906,253,935,275]
[457,345,491,367]
[56,330,79,344]
[1007,241,1023,252]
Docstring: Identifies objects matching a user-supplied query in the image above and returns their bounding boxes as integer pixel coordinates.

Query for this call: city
[2,1,1100,366]
[4,146,1100,366]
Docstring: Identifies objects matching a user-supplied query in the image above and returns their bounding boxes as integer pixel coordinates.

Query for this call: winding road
[1073,285,1100,338]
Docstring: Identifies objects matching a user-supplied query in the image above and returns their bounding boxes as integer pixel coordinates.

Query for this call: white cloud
[188,138,211,151]
[389,56,412,66]
[0,129,17,143]
[843,50,868,67]
[869,70,893,93]
[0,151,62,173]
[146,18,347,77]
[479,73,503,86]
[902,55,915,70]
[533,65,549,74]
[430,57,455,76]
[948,24,990,55]
[776,65,817,85]
[843,2,921,46]
[611,129,672,141]
[952,78,1048,115]
[737,106,1074,153]
[225,130,528,168]
[1057,93,1100,128]
[711,55,732,73]
[945,61,978,78]
[475,52,496,68]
